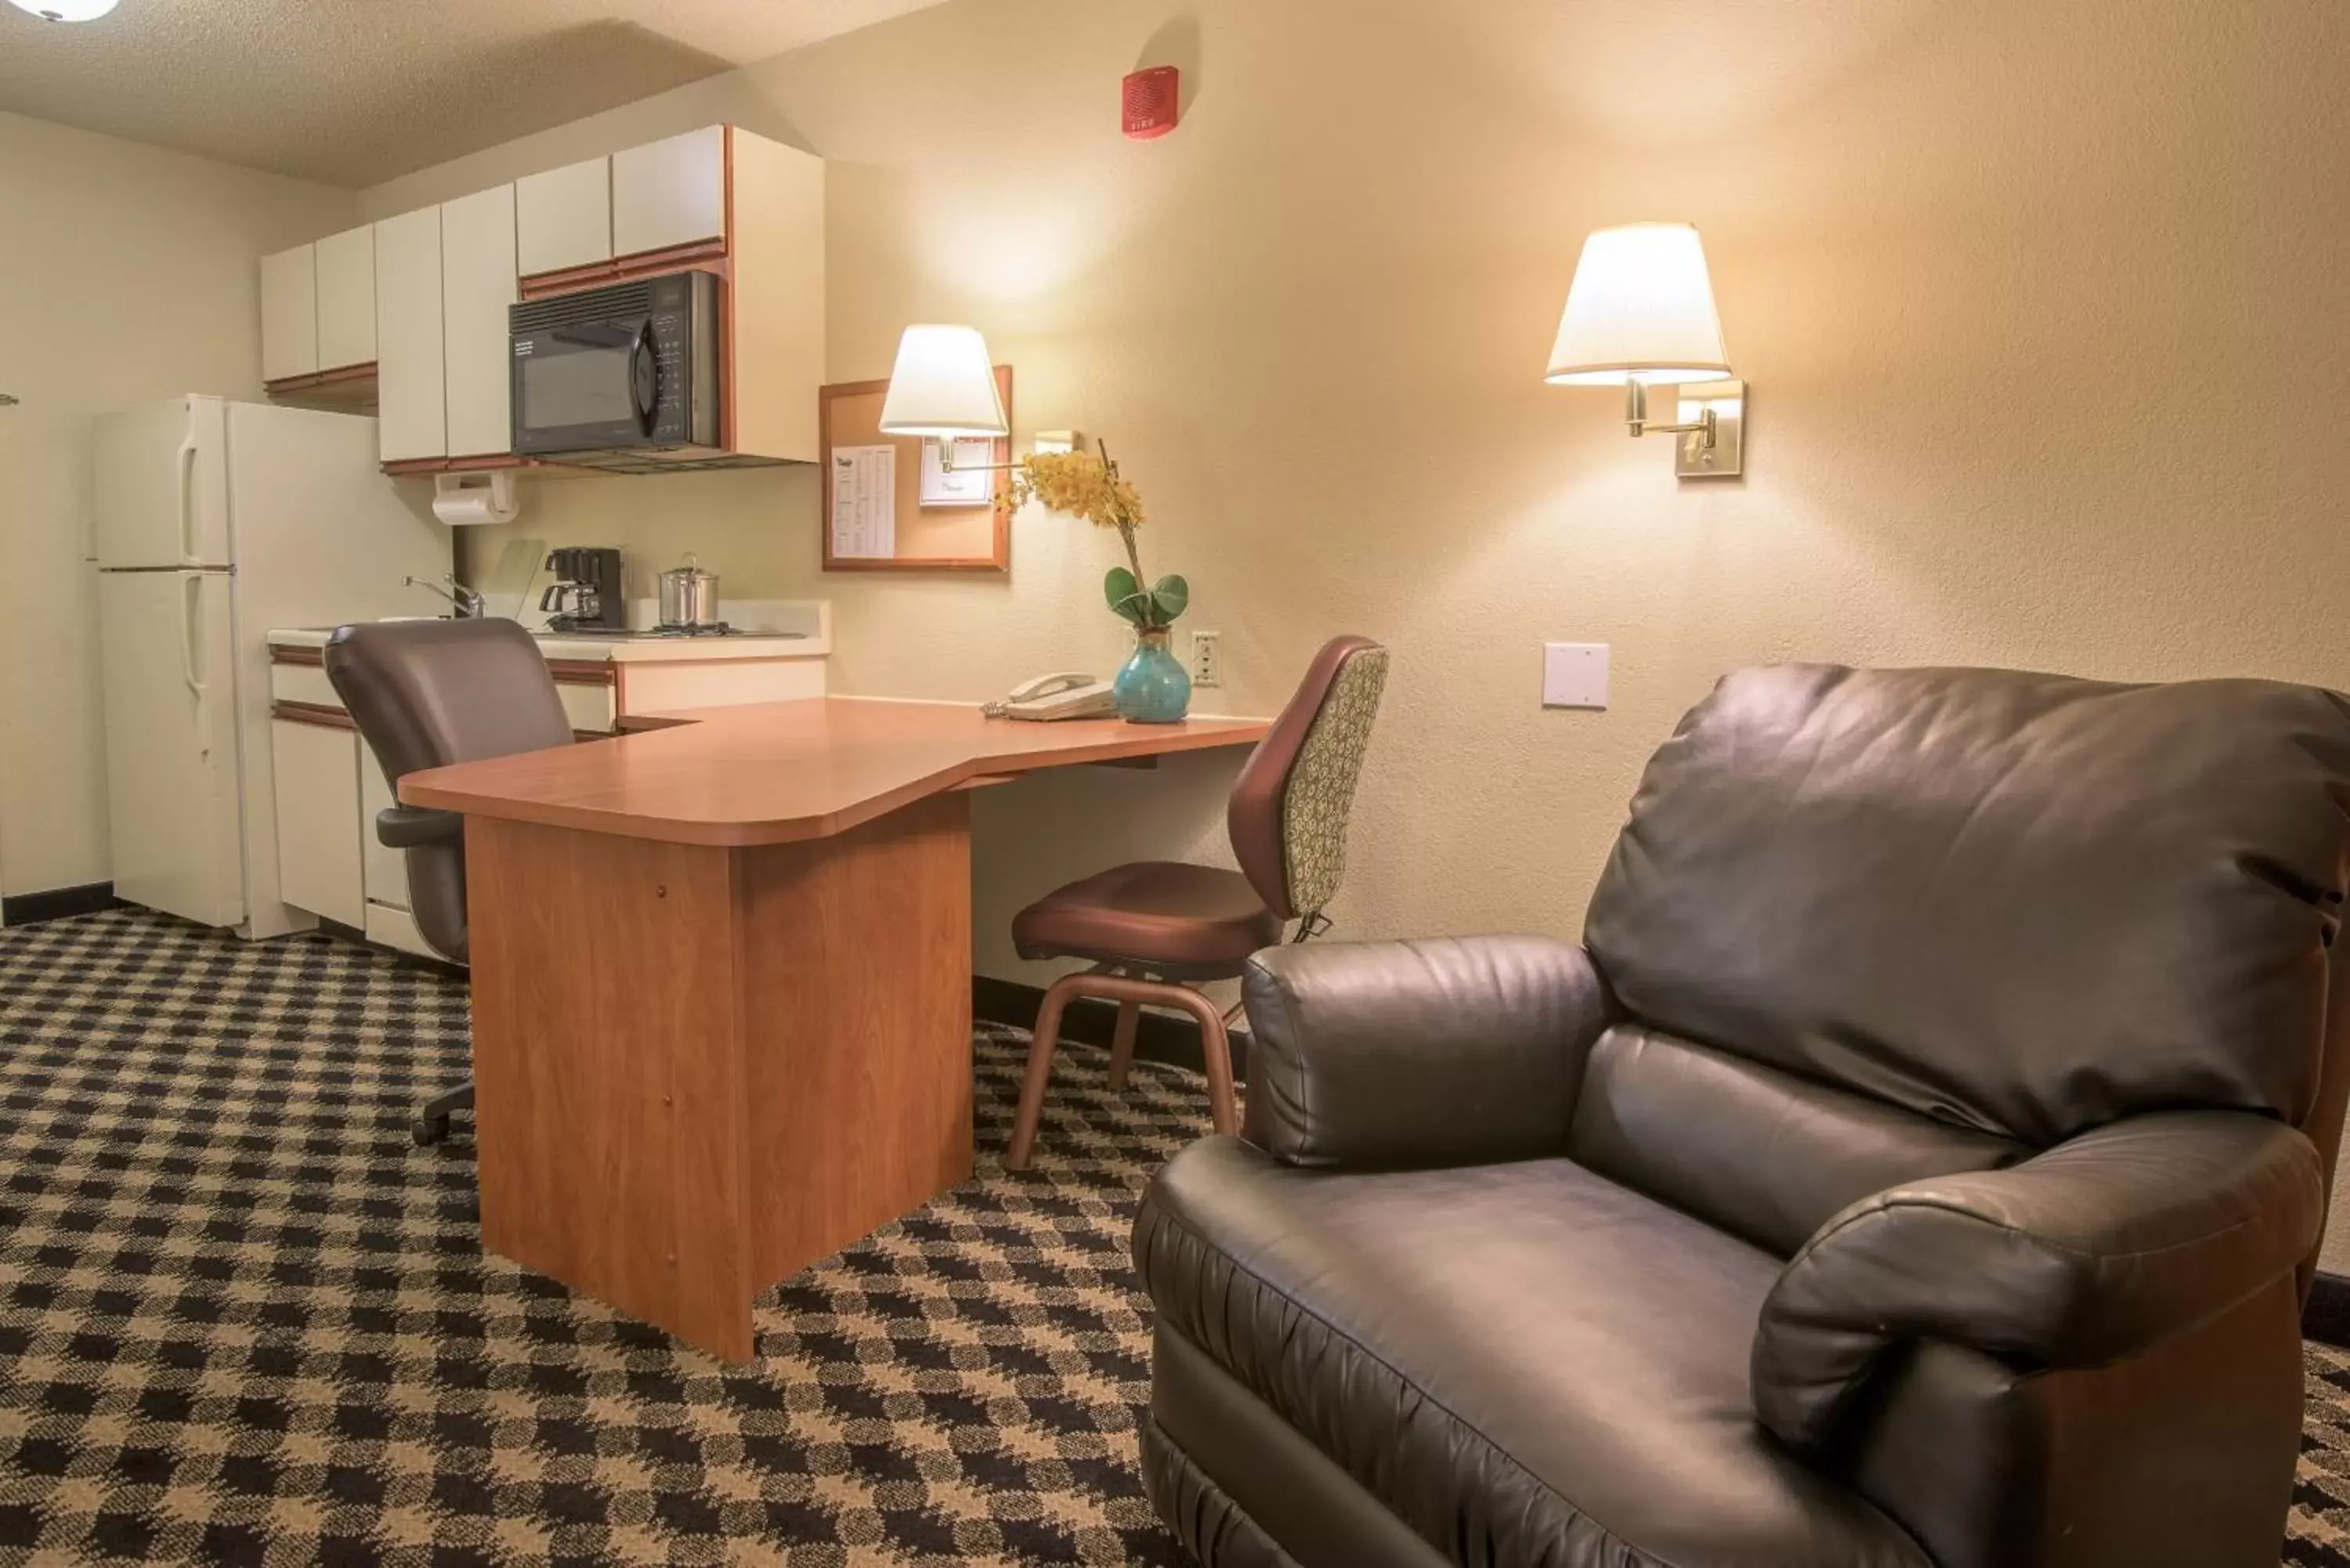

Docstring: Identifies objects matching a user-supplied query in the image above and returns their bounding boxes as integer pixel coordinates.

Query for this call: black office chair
[324,618,576,1144]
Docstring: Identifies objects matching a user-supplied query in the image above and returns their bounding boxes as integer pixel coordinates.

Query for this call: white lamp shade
[877,325,1009,439]
[1545,222,1731,386]
[8,0,119,19]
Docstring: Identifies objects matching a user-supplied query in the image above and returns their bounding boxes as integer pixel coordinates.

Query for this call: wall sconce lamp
[877,324,1014,474]
[1546,222,1745,479]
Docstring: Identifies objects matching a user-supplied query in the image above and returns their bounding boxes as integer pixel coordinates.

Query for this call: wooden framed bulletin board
[819,368,1014,573]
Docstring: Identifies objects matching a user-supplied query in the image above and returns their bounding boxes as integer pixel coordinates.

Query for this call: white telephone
[985,671,1119,721]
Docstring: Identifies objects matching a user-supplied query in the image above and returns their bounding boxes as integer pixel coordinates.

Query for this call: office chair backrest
[1227,635,1390,923]
[323,618,575,962]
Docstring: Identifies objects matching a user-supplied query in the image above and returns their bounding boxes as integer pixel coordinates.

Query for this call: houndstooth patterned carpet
[3,909,2350,1566]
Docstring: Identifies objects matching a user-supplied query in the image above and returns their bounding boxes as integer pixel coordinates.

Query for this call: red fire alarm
[1123,66,1180,139]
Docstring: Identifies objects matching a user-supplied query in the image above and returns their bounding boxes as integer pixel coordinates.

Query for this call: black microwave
[509,271,720,461]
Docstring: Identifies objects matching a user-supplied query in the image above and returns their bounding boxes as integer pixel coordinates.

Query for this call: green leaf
[1151,574,1189,624]
[1104,567,1152,625]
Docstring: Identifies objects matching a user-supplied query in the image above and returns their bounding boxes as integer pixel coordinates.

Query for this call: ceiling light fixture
[8,0,119,20]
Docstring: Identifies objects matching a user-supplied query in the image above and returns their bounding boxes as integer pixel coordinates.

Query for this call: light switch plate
[1543,642,1610,710]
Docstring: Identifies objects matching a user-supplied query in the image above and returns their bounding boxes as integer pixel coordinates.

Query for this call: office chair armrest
[1752,1110,2323,1457]
[1241,935,1612,1170]
[376,805,464,850]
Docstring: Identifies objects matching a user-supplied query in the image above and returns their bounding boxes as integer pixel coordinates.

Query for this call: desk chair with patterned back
[1005,635,1390,1169]
[324,618,576,1145]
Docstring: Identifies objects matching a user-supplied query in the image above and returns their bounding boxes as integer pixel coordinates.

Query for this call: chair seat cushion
[1012,861,1282,977]
[1134,1137,1931,1568]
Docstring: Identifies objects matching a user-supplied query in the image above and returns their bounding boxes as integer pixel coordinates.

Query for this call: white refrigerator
[94,396,452,938]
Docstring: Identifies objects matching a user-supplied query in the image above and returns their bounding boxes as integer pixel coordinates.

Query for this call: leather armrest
[1751,1111,2324,1456]
[376,804,463,850]
[1241,934,1611,1169]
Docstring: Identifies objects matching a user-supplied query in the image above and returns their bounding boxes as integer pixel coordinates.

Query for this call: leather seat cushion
[1013,861,1281,977]
[1134,1137,1930,1568]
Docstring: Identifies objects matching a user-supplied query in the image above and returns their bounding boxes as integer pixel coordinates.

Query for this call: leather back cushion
[1585,665,2350,1145]
[324,619,574,962]
[1571,1024,2025,1257]
[1228,638,1389,919]
[325,618,574,780]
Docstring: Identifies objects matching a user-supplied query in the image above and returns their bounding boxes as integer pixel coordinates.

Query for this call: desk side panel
[739,789,975,1285]
[466,818,755,1357]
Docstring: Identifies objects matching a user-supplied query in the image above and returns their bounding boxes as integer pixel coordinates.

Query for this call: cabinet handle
[175,439,201,567]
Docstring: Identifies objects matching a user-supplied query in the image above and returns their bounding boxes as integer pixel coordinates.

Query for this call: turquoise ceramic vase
[1114,630,1191,723]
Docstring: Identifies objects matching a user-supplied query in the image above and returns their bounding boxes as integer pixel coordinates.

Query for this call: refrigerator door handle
[180,574,205,699]
[175,438,201,567]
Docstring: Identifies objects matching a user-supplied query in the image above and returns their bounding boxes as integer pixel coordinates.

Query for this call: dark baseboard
[2308,1271,2350,1348]
[973,974,1250,1084]
[314,919,469,982]
[2,881,121,927]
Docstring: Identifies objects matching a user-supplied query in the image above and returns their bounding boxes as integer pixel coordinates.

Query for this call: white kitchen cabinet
[374,206,446,462]
[439,184,518,458]
[270,718,365,928]
[515,156,613,276]
[259,244,319,383]
[358,749,412,912]
[612,126,728,258]
[314,224,377,370]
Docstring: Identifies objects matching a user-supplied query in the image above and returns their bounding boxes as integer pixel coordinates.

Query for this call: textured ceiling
[0,0,951,187]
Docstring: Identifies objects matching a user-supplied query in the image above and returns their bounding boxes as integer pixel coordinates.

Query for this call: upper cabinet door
[374,206,446,463]
[441,184,518,459]
[515,156,613,276]
[259,244,318,383]
[612,126,728,258]
[313,225,377,370]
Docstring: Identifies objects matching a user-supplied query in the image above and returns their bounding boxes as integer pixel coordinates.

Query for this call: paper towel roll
[432,471,522,527]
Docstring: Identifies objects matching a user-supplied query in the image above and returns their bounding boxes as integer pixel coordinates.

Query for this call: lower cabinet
[270,719,365,929]
[273,714,442,961]
[358,761,441,962]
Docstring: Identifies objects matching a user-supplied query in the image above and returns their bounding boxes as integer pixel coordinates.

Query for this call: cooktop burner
[543,622,750,638]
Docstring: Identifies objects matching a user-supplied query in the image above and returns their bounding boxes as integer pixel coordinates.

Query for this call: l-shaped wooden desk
[400,696,1271,1360]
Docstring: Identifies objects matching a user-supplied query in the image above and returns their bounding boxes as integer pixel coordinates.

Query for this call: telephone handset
[985,671,1119,721]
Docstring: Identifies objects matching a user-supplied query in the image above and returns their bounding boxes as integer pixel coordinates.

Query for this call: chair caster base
[410,1080,475,1147]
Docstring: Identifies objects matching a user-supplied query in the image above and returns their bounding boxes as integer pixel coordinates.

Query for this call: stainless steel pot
[658,554,721,628]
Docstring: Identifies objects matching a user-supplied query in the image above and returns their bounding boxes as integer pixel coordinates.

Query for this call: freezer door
[93,396,230,569]
[99,569,244,926]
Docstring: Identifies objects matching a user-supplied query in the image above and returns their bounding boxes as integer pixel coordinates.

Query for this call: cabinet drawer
[552,674,618,734]
[270,662,342,708]
[516,157,613,276]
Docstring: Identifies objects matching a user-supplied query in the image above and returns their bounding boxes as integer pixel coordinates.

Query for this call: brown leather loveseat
[1134,663,2350,1568]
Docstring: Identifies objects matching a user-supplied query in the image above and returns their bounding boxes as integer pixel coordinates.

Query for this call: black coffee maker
[540,547,627,633]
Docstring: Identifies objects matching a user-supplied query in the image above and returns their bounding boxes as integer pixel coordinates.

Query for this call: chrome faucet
[405,573,486,618]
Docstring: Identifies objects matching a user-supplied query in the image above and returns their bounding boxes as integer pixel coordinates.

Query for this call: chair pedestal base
[1007,970,1238,1169]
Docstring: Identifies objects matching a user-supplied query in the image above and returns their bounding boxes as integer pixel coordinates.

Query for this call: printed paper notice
[830,445,897,559]
[920,437,999,507]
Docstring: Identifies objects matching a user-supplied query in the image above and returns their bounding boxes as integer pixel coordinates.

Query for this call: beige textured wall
[371,0,2350,947]
[365,0,2350,1252]
[0,111,358,897]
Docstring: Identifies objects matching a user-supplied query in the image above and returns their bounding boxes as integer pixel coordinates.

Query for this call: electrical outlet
[1189,630,1222,688]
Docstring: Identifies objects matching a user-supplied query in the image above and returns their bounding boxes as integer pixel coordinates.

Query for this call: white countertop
[267,624,830,662]
[269,599,833,663]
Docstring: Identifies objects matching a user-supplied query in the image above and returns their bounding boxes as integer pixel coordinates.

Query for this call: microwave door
[514,322,654,453]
